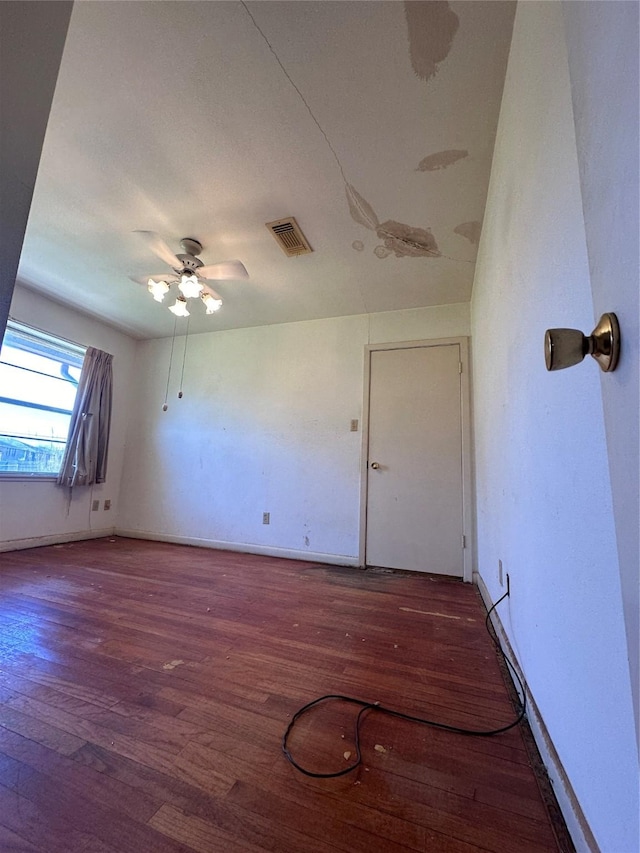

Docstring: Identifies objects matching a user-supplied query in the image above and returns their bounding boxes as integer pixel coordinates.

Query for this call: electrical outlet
[350,419,359,432]
[498,559,503,586]
[262,512,270,525]
[104,500,111,511]
[91,500,99,511]
[506,573,511,596]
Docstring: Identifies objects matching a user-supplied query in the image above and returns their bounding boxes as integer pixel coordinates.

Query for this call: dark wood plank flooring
[0,537,569,852]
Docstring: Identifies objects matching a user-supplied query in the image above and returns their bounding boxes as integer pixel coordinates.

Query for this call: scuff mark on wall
[404,1,460,82]
[454,220,482,245]
[417,149,468,171]
[377,220,440,258]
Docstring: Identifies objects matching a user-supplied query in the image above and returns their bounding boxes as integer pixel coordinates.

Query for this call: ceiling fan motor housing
[180,237,203,256]
[175,253,203,273]
[174,238,204,274]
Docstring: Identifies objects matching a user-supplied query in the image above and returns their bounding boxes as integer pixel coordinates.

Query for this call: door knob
[370,462,380,469]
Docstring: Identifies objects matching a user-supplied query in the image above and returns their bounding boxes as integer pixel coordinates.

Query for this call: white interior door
[365,344,464,576]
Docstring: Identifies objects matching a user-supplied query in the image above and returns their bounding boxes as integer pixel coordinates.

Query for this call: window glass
[0,322,85,476]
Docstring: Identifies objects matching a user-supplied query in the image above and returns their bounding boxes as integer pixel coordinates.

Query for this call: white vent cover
[266,217,312,257]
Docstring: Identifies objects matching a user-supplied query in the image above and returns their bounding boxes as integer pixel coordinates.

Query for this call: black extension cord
[282,591,526,778]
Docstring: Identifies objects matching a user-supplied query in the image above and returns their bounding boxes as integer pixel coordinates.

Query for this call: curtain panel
[57,347,113,487]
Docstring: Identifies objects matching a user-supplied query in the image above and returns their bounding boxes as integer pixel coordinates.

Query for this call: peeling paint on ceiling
[346,185,440,259]
[346,184,379,232]
[377,221,440,259]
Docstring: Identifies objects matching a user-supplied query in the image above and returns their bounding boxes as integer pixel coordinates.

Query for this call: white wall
[471,3,637,851]
[562,0,640,751]
[117,303,469,563]
[0,285,137,550]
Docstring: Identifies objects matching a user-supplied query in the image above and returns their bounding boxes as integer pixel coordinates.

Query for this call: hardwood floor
[0,537,570,852]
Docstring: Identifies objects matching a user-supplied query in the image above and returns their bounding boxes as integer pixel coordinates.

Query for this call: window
[0,321,85,477]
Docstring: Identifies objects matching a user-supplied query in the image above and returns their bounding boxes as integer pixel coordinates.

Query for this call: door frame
[358,337,474,583]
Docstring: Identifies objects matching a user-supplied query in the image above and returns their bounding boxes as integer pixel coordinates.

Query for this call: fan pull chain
[162,317,178,411]
[178,316,191,399]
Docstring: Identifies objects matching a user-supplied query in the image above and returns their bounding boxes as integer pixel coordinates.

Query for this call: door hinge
[458,362,463,374]
[461,534,466,548]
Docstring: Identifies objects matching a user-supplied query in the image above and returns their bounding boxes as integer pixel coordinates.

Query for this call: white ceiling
[18,1,515,339]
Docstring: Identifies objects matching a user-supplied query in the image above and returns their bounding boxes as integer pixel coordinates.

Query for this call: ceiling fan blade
[198,260,249,281]
[134,230,182,268]
[129,274,178,286]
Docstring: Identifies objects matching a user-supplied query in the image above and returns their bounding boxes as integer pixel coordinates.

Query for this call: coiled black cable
[282,591,526,778]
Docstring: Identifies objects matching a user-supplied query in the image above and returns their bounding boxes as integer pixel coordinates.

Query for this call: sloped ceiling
[17,1,515,339]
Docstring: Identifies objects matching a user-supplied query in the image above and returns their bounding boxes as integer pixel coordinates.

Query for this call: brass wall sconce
[545,313,620,373]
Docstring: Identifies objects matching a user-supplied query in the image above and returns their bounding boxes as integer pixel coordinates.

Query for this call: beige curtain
[57,347,113,487]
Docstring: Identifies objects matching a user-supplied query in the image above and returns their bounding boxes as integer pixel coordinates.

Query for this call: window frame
[0,320,86,481]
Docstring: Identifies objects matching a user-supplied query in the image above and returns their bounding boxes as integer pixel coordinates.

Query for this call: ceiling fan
[131,231,249,317]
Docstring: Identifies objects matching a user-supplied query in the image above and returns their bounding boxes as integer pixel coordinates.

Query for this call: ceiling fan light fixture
[168,296,190,317]
[202,293,223,314]
[178,273,203,299]
[133,232,247,319]
[148,278,170,302]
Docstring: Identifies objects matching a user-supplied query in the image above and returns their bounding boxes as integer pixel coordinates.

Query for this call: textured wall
[117,304,469,562]
[471,3,637,850]
[563,0,640,752]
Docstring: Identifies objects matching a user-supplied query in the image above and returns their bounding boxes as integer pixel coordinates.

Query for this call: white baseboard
[0,527,116,553]
[475,572,599,853]
[115,528,361,568]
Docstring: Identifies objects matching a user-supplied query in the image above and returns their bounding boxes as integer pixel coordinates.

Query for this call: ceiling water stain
[417,149,468,171]
[404,1,460,82]
[346,184,440,258]
[454,220,481,245]
[343,4,458,261]
[377,220,440,258]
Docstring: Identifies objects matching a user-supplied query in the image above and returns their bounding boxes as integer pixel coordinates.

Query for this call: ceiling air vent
[266,217,313,257]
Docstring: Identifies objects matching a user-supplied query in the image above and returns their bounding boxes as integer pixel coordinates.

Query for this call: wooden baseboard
[115,528,361,567]
[475,571,599,853]
[0,527,116,553]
